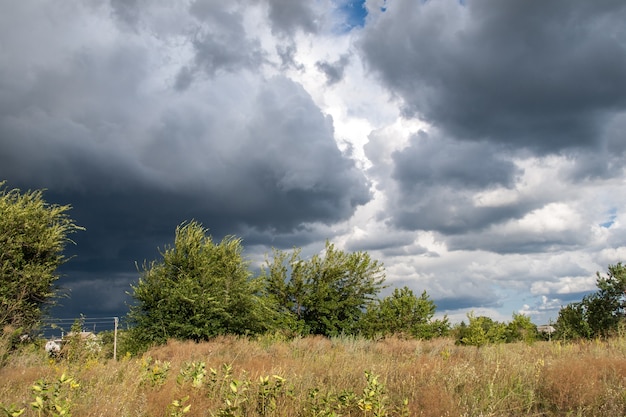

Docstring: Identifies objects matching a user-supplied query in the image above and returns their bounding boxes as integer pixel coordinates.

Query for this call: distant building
[537,325,555,334]
[65,331,97,341]
[44,331,98,357]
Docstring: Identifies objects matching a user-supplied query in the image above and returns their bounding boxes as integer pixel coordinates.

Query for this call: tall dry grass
[2,334,626,416]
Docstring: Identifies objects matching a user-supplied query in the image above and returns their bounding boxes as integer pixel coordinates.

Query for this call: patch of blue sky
[600,208,617,228]
[336,0,368,32]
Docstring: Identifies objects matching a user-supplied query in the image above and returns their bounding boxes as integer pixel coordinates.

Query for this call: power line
[41,316,121,360]
[40,316,127,339]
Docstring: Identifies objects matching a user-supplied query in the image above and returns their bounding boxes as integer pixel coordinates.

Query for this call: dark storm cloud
[54,274,136,318]
[380,130,528,234]
[359,0,626,152]
[392,131,518,190]
[1,73,371,237]
[0,2,370,318]
[361,1,626,240]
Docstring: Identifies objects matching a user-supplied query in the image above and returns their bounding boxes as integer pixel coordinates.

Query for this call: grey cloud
[359,0,626,153]
[0,2,370,319]
[0,46,151,189]
[415,275,502,312]
[177,2,266,83]
[605,113,626,156]
[447,228,587,255]
[262,0,318,36]
[316,54,351,85]
[392,131,518,190]
[560,150,625,182]
[383,131,526,234]
[54,274,135,318]
[560,112,626,180]
[378,245,438,258]
[277,42,304,71]
[345,232,416,253]
[174,66,196,91]
[385,267,503,313]
[238,224,334,251]
[546,292,591,307]
[388,192,532,235]
[436,294,501,313]
[1,71,371,235]
[109,0,140,29]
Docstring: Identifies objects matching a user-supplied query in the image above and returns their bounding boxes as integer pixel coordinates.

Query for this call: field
[2,334,626,416]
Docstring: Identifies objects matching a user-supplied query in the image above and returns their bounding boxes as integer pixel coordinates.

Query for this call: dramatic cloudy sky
[2,0,626,326]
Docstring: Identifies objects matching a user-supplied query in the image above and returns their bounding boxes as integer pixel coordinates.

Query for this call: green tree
[555,263,626,339]
[586,263,626,337]
[127,221,268,347]
[262,241,386,337]
[259,247,309,335]
[359,287,449,339]
[0,182,83,333]
[554,302,590,340]
[457,312,506,347]
[505,313,538,343]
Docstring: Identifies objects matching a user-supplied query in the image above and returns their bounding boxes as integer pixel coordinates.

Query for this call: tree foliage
[456,312,538,346]
[555,263,626,339]
[359,287,449,339]
[554,303,590,340]
[505,312,538,343]
[262,241,386,336]
[456,312,507,347]
[127,221,268,347]
[0,181,83,332]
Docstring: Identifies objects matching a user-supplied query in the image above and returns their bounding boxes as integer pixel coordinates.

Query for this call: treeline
[125,221,451,352]
[554,263,626,339]
[452,264,626,345]
[2,181,625,356]
[123,221,555,352]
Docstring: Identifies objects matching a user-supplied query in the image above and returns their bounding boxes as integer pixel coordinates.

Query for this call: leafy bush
[127,221,269,348]
[0,182,82,334]
[556,263,626,339]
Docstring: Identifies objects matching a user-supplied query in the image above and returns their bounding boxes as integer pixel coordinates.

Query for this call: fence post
[113,316,118,361]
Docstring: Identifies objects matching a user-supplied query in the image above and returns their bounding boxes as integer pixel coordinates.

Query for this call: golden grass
[2,335,626,416]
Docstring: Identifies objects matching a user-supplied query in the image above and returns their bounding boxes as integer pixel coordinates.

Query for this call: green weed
[168,396,191,417]
[140,356,171,387]
[177,360,206,388]
[30,373,80,417]
[0,403,24,417]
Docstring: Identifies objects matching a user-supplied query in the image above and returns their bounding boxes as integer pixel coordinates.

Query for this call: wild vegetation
[0,181,83,338]
[3,181,626,415]
[4,332,626,416]
[554,263,626,339]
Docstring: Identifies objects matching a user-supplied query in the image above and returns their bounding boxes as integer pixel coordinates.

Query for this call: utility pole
[113,317,118,361]
[548,319,552,342]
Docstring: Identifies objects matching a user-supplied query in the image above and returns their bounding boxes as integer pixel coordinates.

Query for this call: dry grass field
[3,334,626,416]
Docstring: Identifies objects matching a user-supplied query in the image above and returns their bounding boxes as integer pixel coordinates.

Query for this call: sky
[2,0,626,327]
